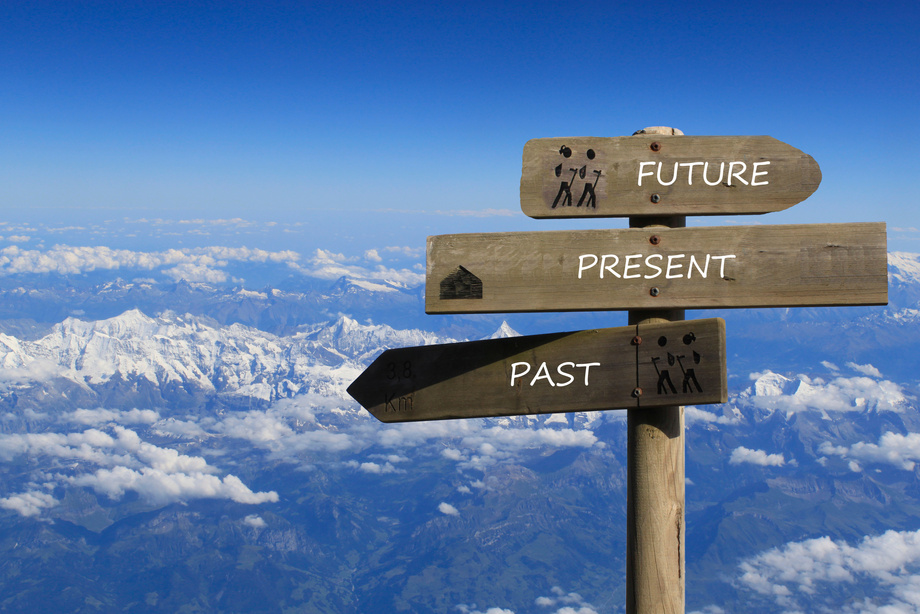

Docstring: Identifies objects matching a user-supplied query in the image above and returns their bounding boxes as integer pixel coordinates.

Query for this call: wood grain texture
[426,222,888,313]
[347,319,726,423]
[521,135,822,218]
[627,310,686,614]
[627,404,685,613]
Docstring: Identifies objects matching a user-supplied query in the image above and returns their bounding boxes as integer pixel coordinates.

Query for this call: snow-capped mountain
[0,309,462,412]
[1,252,919,613]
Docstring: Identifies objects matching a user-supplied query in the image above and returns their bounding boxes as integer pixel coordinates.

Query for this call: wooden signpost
[426,222,888,314]
[349,127,888,614]
[348,318,726,422]
[521,135,822,218]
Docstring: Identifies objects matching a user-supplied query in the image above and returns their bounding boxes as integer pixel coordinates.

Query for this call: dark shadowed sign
[426,222,887,314]
[347,318,726,423]
[521,135,822,218]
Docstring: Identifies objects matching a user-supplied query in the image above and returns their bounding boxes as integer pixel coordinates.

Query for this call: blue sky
[2,0,918,257]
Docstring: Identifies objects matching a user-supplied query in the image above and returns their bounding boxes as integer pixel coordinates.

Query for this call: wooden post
[626,126,686,613]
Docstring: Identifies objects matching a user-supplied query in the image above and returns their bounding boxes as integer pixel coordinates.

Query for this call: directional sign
[520,135,822,218]
[347,318,726,423]
[426,222,887,314]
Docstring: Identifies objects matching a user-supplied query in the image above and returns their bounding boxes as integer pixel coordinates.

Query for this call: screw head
[632,387,643,398]
[650,193,661,203]
[650,142,661,152]
[631,335,642,345]
[649,235,660,246]
[650,287,660,297]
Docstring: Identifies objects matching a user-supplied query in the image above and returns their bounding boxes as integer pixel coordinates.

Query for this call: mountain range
[0,253,919,612]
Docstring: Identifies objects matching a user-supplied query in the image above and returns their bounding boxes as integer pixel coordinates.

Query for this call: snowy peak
[327,276,413,296]
[751,371,799,397]
[57,308,160,338]
[888,252,920,285]
[489,321,520,339]
[0,309,453,406]
[299,315,449,363]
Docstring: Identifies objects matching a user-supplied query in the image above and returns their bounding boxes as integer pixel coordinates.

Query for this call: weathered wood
[347,318,726,423]
[628,401,685,614]
[521,135,822,218]
[628,204,686,614]
[425,222,888,313]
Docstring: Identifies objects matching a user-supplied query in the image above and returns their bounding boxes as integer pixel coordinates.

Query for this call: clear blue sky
[2,0,918,254]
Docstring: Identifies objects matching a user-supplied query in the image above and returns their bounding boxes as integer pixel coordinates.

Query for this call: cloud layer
[737,529,920,612]
[0,424,278,514]
[820,432,920,472]
[0,242,425,286]
[730,446,786,467]
[746,369,908,414]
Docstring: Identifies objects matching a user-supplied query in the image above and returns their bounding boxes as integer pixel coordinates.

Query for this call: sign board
[347,318,726,423]
[426,222,887,314]
[521,135,822,218]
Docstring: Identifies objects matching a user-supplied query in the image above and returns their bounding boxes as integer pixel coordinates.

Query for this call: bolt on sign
[347,318,726,423]
[425,222,888,314]
[521,135,822,218]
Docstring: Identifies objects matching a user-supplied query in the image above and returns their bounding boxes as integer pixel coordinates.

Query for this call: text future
[637,161,770,187]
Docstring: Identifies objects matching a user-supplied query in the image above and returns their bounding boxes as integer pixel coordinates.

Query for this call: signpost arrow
[346,123,891,613]
[347,318,726,423]
[347,124,890,614]
[426,222,887,314]
[521,135,822,218]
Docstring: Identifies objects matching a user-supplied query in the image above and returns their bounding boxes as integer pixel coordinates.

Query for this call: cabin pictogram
[439,266,483,299]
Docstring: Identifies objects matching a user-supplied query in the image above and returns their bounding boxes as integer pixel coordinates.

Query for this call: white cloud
[0,490,58,517]
[162,262,229,283]
[295,248,424,286]
[0,429,119,465]
[214,410,295,443]
[467,426,597,450]
[685,405,741,425]
[364,249,382,262]
[456,606,516,614]
[846,362,883,378]
[243,514,267,529]
[730,446,786,467]
[737,528,920,612]
[442,448,466,461]
[206,400,360,460]
[438,502,460,516]
[367,420,598,473]
[0,244,301,281]
[0,425,278,514]
[450,426,597,469]
[347,460,399,474]
[62,408,160,425]
[70,466,278,506]
[819,432,920,471]
[747,371,908,414]
[152,418,211,439]
[535,586,600,614]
